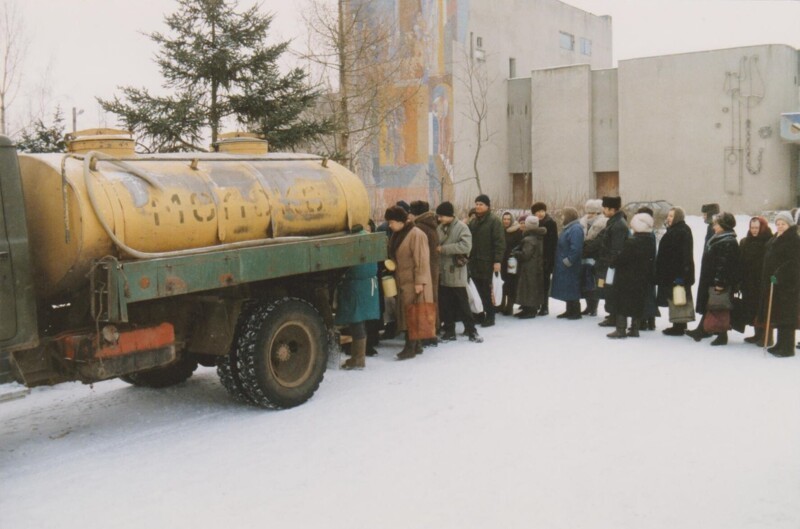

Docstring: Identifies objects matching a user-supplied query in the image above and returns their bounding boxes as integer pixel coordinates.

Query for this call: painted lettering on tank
[190,192,216,222]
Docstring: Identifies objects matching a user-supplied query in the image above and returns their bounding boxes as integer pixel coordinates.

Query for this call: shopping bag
[605,267,615,286]
[491,272,504,307]
[406,299,437,340]
[668,289,695,324]
[703,309,731,333]
[706,287,733,311]
[467,278,483,314]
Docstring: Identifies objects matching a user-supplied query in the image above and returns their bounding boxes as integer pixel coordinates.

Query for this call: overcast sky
[13,0,800,134]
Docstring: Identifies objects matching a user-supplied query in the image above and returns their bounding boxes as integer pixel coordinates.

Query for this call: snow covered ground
[1,216,799,529]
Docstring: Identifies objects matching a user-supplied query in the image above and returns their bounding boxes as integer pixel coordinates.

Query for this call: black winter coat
[757,229,800,328]
[739,233,771,325]
[696,231,741,315]
[655,220,695,306]
[468,212,505,279]
[614,233,656,318]
[540,214,558,274]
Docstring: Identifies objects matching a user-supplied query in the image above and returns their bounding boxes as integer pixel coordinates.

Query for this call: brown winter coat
[412,211,440,304]
[513,227,547,308]
[392,224,434,331]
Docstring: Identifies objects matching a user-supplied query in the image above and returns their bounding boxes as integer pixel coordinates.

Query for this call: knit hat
[384,205,408,223]
[562,207,579,225]
[531,201,547,214]
[701,203,720,215]
[435,201,455,217]
[602,196,621,209]
[713,212,736,231]
[475,194,491,207]
[630,213,654,233]
[774,211,795,227]
[395,200,411,213]
[409,200,429,216]
[670,206,685,224]
[584,199,602,214]
[525,215,540,229]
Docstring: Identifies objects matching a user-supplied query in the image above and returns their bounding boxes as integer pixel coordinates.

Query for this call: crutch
[763,277,776,353]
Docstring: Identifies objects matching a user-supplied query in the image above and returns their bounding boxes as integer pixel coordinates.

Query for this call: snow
[1,216,799,529]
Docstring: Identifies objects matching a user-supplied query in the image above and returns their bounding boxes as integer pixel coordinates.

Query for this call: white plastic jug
[673,285,687,306]
[507,256,518,275]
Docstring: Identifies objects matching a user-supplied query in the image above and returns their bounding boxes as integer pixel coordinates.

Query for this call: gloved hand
[674,278,684,286]
[770,275,778,285]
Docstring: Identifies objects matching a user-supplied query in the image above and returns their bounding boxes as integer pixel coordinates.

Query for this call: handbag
[707,287,733,311]
[467,278,483,314]
[491,271,504,306]
[703,309,731,333]
[668,289,695,323]
[406,296,437,341]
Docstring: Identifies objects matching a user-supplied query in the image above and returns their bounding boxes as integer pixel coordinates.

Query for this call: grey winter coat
[513,227,547,308]
[437,219,473,288]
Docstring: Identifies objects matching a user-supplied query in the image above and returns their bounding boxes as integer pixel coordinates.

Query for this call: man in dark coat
[596,196,628,327]
[531,202,558,315]
[701,203,720,244]
[468,194,505,327]
[656,206,696,336]
[758,212,800,357]
[409,200,440,347]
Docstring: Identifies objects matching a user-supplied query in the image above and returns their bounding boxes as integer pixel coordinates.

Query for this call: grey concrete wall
[508,77,532,174]
[592,69,619,173]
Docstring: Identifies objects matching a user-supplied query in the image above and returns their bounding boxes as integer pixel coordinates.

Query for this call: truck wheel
[235,297,328,409]
[121,355,198,389]
[217,302,256,404]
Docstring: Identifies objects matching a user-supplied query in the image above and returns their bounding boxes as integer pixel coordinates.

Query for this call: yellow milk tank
[19,131,371,299]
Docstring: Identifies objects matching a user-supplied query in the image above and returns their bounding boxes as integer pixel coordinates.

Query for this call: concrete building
[512,44,800,213]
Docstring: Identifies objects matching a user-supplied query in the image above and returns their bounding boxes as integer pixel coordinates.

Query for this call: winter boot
[663,323,687,336]
[341,338,367,370]
[567,301,582,320]
[440,326,457,342]
[414,339,424,355]
[382,321,397,340]
[643,318,656,331]
[710,332,728,346]
[582,298,599,316]
[686,318,711,342]
[396,333,418,360]
[627,319,640,338]
[467,327,483,343]
[515,306,537,319]
[607,316,628,339]
[598,314,616,327]
[768,328,795,357]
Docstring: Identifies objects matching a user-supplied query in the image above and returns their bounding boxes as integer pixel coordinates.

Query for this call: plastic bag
[492,272,504,307]
[467,279,483,314]
[605,267,615,286]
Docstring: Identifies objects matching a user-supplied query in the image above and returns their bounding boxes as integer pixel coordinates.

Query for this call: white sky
[13,0,800,134]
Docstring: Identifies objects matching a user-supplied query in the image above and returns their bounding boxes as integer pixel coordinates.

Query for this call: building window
[580,37,592,56]
[476,36,483,49]
[509,57,516,78]
[559,31,574,51]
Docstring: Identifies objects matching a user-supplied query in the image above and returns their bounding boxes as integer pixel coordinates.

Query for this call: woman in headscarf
[579,199,606,316]
[512,215,547,318]
[739,216,773,345]
[656,206,695,336]
[500,211,524,315]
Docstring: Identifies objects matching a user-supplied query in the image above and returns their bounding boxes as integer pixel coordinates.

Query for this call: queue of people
[336,194,800,369]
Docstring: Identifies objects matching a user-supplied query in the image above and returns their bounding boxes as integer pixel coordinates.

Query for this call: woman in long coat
[607,213,655,338]
[500,211,524,315]
[551,207,585,319]
[512,215,546,319]
[385,206,434,360]
[580,199,606,316]
[687,212,741,346]
[655,206,695,336]
[335,260,381,369]
[758,211,800,357]
[739,216,773,344]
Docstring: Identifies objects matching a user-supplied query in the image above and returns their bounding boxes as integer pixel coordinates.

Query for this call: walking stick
[764,278,776,352]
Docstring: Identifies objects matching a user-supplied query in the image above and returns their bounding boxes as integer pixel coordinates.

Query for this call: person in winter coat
[757,212,800,357]
[409,200,440,348]
[687,212,741,346]
[580,199,606,316]
[635,206,661,331]
[500,211,524,316]
[468,194,505,327]
[655,206,696,336]
[701,203,720,244]
[436,202,482,343]
[335,260,381,369]
[512,215,547,318]
[385,205,434,360]
[740,216,773,345]
[607,213,656,338]
[596,196,628,327]
[531,202,558,315]
[551,207,585,319]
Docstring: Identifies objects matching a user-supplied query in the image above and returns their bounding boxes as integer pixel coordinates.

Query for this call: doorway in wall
[512,173,532,208]
[595,172,619,197]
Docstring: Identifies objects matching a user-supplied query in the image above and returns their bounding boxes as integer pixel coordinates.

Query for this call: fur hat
[475,194,491,207]
[701,203,720,215]
[562,207,579,225]
[602,196,622,209]
[630,213,654,233]
[525,215,540,229]
[435,201,455,217]
[395,200,411,213]
[670,206,685,224]
[584,199,603,214]
[713,212,736,231]
[774,211,796,227]
[384,205,408,223]
[409,200,429,216]
[531,201,547,214]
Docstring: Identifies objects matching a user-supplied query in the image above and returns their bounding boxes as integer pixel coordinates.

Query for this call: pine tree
[17,106,67,153]
[98,0,329,153]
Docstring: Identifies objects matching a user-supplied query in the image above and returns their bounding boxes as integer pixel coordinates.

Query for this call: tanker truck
[0,130,386,408]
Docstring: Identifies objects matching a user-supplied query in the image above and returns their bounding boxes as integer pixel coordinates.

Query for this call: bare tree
[299,0,420,174]
[0,0,25,135]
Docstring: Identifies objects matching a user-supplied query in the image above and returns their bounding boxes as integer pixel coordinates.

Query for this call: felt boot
[341,338,366,370]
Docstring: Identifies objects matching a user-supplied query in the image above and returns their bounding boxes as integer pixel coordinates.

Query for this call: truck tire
[120,355,198,389]
[234,297,328,409]
[217,302,257,404]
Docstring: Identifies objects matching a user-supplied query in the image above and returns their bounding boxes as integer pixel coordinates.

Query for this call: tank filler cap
[66,128,136,156]
[213,131,269,155]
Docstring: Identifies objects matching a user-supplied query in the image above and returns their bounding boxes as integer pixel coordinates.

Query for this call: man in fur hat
[597,196,628,327]
[531,201,558,315]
